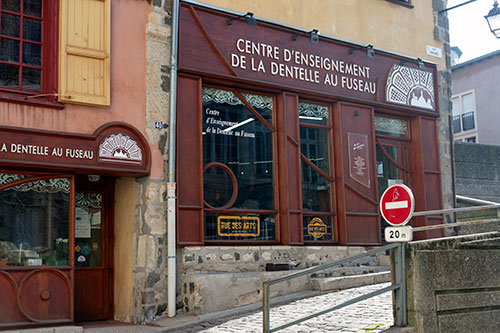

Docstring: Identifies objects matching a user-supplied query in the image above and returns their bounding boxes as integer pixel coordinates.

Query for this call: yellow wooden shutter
[59,0,110,106]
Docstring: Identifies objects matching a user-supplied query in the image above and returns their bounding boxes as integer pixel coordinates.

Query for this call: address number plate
[385,226,413,242]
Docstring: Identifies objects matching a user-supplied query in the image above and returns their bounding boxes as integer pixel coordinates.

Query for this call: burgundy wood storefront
[176,2,445,247]
[0,122,150,328]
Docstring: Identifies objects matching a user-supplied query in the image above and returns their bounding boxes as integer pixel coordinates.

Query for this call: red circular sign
[379,184,414,226]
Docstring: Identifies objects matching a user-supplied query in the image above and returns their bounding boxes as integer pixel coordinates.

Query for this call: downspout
[167,0,179,318]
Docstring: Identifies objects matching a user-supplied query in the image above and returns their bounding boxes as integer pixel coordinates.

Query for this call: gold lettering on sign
[307,217,327,239]
[217,216,260,237]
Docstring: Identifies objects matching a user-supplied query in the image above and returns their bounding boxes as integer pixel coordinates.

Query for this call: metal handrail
[263,242,404,332]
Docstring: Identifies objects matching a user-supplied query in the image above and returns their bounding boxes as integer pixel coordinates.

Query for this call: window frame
[298,100,337,244]
[451,89,479,142]
[0,0,61,108]
[385,0,414,8]
[201,84,280,245]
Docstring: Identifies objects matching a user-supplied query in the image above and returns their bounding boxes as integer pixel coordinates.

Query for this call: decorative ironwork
[202,87,273,110]
[76,192,102,209]
[386,65,435,110]
[299,102,329,119]
[375,116,409,138]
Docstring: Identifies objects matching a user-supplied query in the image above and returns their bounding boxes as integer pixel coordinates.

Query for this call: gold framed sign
[217,216,260,237]
[307,217,327,239]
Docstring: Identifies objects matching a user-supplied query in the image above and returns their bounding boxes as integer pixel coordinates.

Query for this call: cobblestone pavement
[178,283,393,333]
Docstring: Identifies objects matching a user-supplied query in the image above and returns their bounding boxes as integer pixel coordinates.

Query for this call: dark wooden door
[74,179,113,322]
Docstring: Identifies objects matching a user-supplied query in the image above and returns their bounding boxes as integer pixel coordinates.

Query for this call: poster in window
[75,207,91,238]
[348,132,370,188]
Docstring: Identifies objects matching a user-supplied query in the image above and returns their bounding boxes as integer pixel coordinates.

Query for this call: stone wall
[131,0,172,323]
[405,232,500,332]
[454,142,500,203]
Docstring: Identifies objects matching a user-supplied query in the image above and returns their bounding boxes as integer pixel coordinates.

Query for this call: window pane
[0,37,19,62]
[451,98,460,116]
[23,0,42,17]
[203,88,274,211]
[301,162,332,211]
[1,13,20,37]
[1,0,20,12]
[462,93,474,113]
[22,41,40,66]
[75,193,103,267]
[22,17,41,42]
[202,87,275,241]
[374,116,408,138]
[21,66,40,91]
[0,63,19,88]
[303,215,333,241]
[0,177,70,267]
[300,127,330,174]
[299,102,329,125]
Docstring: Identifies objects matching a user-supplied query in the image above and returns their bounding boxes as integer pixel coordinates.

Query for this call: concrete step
[309,270,391,291]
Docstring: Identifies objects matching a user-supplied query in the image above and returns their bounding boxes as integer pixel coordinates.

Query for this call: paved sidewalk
[83,283,393,333]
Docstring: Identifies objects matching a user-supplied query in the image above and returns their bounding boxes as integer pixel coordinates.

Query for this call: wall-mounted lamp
[416,58,425,69]
[349,44,375,59]
[292,29,320,44]
[485,0,500,38]
[227,12,257,26]
[88,174,100,182]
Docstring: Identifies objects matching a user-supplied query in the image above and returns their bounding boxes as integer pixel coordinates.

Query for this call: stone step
[309,271,392,291]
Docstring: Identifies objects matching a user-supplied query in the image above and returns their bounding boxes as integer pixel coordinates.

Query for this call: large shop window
[299,102,335,242]
[0,173,72,267]
[202,87,276,241]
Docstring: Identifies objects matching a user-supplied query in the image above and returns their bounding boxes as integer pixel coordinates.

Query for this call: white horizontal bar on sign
[385,201,408,210]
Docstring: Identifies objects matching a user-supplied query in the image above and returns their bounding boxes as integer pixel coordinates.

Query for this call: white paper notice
[75,207,91,238]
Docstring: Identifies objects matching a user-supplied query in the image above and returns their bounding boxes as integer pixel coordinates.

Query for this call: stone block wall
[405,233,500,332]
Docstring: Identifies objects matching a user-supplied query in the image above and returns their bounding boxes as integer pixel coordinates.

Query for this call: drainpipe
[167,0,179,318]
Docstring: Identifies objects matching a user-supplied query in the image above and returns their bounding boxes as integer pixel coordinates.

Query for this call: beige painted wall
[113,177,136,322]
[199,0,446,69]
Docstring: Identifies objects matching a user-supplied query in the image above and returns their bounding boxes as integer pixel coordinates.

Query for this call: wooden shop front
[176,2,445,247]
[0,122,150,328]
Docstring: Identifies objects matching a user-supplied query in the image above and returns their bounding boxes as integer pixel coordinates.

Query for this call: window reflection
[0,176,70,267]
[202,87,275,241]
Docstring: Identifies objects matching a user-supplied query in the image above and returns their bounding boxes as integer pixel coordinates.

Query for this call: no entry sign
[379,184,414,226]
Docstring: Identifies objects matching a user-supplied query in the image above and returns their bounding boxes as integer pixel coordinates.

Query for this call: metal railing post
[401,242,407,326]
[394,243,403,326]
[263,282,270,333]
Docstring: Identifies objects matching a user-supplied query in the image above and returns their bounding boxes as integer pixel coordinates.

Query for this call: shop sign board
[0,122,151,176]
[379,184,414,226]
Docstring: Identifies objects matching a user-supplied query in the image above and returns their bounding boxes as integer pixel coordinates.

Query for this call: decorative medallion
[307,217,327,239]
[385,65,435,110]
[98,133,143,164]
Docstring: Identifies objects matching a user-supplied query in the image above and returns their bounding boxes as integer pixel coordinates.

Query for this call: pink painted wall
[0,0,164,177]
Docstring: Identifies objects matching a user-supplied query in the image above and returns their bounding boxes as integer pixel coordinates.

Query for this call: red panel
[177,75,203,245]
[0,271,24,323]
[345,215,380,245]
[340,103,379,244]
[421,118,439,171]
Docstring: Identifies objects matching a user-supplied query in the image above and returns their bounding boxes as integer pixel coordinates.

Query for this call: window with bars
[0,0,44,92]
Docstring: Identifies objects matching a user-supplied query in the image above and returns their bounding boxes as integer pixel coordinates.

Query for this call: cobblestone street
[178,283,393,333]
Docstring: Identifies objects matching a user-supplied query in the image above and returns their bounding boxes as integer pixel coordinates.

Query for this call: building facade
[0,0,454,328]
[452,50,500,145]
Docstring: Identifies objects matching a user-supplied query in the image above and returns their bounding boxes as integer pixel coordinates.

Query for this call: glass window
[299,102,335,242]
[202,87,276,241]
[374,116,409,138]
[0,0,43,92]
[462,93,474,113]
[74,192,103,267]
[0,174,71,267]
